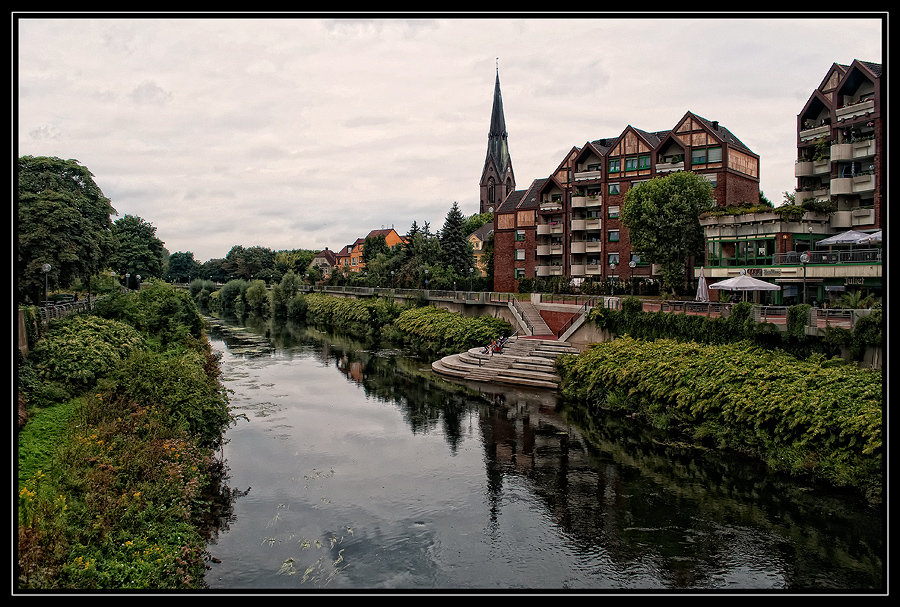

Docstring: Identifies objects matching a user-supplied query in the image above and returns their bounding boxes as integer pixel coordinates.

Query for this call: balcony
[584,265,602,275]
[573,170,603,181]
[571,219,586,231]
[795,158,831,177]
[656,160,684,174]
[585,218,602,231]
[831,174,875,195]
[536,224,551,235]
[584,241,602,253]
[795,187,830,203]
[799,124,830,143]
[835,99,874,122]
[536,245,551,256]
[571,241,586,254]
[830,208,876,228]
[571,196,586,208]
[570,264,586,276]
[540,200,563,211]
[831,139,876,161]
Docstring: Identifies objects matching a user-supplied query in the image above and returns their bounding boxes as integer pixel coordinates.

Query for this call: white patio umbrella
[816,230,870,247]
[708,270,780,302]
[856,230,882,245]
[696,267,709,302]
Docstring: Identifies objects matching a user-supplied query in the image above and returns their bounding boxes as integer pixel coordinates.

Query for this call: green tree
[362,234,390,264]
[622,171,714,291]
[439,202,474,277]
[166,251,200,284]
[109,214,167,286]
[17,156,117,304]
[199,258,228,283]
[462,212,494,238]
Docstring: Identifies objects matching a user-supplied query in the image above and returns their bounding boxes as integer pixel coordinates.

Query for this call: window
[608,253,620,265]
[609,158,621,173]
[692,149,707,164]
[639,155,651,169]
[608,183,620,195]
[707,147,722,163]
[702,173,718,188]
[586,163,601,171]
[624,157,638,171]
[515,249,526,261]
[515,230,525,242]
[514,268,526,279]
[608,230,619,242]
[608,205,620,219]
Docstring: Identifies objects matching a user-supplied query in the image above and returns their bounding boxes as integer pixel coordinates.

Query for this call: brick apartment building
[493,110,760,293]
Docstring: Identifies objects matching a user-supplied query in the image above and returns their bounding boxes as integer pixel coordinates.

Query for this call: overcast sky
[16,14,885,264]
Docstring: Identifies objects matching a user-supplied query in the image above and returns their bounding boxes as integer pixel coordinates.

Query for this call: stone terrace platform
[431,337,579,390]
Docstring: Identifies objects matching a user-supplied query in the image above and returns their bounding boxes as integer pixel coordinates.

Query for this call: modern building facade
[698,59,883,304]
[494,111,761,292]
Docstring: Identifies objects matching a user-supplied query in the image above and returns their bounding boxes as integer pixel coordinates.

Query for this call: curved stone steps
[431,338,578,390]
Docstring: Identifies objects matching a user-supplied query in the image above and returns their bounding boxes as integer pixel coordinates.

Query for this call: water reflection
[203,314,883,591]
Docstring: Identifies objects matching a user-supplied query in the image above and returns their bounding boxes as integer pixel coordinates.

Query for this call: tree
[439,202,474,277]
[17,156,117,303]
[462,212,494,238]
[622,171,714,291]
[109,214,167,285]
[362,234,390,264]
[166,251,200,284]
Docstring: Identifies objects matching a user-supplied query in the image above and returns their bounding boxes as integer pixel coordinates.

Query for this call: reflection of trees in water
[198,457,250,553]
[208,314,883,590]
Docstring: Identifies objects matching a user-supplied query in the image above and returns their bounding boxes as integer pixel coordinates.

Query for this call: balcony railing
[774,248,882,265]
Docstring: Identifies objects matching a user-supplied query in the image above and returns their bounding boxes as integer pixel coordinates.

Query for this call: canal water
[202,316,884,592]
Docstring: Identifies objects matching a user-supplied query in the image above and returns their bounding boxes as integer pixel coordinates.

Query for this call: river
[202,315,884,593]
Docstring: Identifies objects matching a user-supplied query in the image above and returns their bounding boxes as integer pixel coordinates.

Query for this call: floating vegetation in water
[277,558,297,576]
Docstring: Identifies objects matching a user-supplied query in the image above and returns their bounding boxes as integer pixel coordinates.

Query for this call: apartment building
[699,59,883,304]
[494,111,760,292]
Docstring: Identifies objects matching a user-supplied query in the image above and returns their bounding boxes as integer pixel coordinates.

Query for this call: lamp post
[125,273,131,292]
[629,260,636,296]
[424,268,429,290]
[469,267,474,292]
[391,270,395,289]
[135,275,141,291]
[42,263,51,304]
[800,252,809,304]
[609,262,617,295]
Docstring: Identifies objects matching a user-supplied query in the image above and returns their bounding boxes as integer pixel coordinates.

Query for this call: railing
[557,301,592,339]
[39,299,98,325]
[510,298,534,335]
[774,248,882,265]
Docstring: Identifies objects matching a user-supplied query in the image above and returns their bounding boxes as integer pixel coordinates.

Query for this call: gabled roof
[496,178,547,214]
[468,221,494,241]
[314,248,337,265]
[690,113,755,155]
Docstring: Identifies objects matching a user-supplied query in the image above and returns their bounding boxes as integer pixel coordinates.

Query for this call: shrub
[30,315,145,393]
[94,281,203,348]
[393,305,512,354]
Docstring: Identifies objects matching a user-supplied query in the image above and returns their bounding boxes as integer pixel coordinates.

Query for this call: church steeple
[480,61,514,214]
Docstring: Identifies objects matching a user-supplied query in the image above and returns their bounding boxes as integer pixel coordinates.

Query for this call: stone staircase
[431,338,579,390]
[511,299,555,337]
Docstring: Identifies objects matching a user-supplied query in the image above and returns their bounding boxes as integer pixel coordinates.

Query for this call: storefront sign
[747,268,782,277]
[845,277,865,285]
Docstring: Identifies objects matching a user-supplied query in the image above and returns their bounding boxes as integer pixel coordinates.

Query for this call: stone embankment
[431,337,579,390]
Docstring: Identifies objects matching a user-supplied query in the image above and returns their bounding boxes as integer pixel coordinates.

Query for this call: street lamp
[800,252,809,304]
[41,263,51,304]
[125,273,131,292]
[135,275,141,291]
[424,268,429,290]
[391,270,395,289]
[629,260,636,295]
[609,262,617,295]
[469,267,474,291]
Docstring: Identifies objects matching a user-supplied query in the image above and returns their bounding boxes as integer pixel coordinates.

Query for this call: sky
[16,14,885,264]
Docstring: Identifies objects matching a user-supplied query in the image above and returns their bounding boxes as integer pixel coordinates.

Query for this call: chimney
[712,121,719,130]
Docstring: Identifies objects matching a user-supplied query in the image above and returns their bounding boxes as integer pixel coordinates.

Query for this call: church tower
[479,63,515,214]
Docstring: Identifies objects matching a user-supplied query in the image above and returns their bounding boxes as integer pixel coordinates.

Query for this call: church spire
[486,60,510,174]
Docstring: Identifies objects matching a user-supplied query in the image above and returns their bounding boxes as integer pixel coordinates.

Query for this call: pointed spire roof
[485,63,511,175]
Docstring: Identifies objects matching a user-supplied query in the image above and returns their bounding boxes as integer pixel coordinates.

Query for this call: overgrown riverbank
[556,337,882,504]
[16,282,238,589]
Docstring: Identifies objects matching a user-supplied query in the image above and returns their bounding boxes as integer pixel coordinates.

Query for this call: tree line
[17,156,495,304]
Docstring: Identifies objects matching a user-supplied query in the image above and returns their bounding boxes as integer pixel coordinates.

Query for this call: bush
[557,337,883,502]
[393,305,512,354]
[30,315,146,393]
[94,281,203,348]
